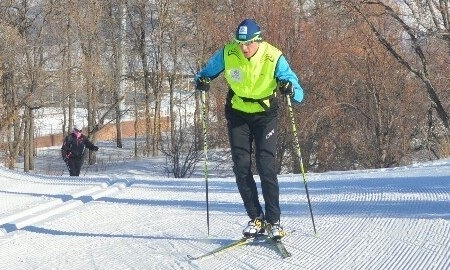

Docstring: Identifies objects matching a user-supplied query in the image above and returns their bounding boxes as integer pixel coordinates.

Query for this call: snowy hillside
[0,149,449,269]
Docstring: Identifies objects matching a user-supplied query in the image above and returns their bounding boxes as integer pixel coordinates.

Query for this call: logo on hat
[238,26,248,35]
[235,18,262,42]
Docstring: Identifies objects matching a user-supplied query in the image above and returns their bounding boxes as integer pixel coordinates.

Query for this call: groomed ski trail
[0,164,449,269]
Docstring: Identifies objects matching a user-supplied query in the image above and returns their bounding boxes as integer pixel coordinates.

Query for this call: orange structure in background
[34,117,170,148]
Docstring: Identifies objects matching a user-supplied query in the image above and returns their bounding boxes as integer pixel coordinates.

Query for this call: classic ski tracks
[0,176,132,236]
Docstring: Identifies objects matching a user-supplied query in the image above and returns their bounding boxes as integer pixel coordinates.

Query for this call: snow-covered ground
[0,143,449,269]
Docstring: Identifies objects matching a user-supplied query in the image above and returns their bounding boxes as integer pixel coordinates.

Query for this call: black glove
[93,146,99,151]
[278,80,294,98]
[196,77,211,92]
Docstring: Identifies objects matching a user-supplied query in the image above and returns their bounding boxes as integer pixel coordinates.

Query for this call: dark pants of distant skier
[66,157,83,176]
[226,105,280,225]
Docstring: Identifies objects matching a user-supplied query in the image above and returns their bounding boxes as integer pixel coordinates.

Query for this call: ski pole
[201,91,210,236]
[64,155,75,176]
[84,158,90,176]
[63,160,69,176]
[81,147,93,177]
[286,97,317,235]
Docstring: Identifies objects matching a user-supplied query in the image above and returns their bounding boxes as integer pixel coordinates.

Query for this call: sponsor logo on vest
[230,69,243,82]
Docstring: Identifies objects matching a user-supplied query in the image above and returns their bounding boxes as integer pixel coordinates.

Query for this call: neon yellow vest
[224,41,282,113]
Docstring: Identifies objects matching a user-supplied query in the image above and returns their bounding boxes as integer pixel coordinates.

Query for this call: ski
[187,237,254,261]
[187,231,293,261]
[267,238,292,259]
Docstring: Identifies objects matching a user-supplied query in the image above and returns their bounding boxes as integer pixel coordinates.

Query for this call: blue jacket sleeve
[275,55,304,103]
[195,48,225,83]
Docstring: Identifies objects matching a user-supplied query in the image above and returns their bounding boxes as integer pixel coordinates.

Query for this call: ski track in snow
[0,162,449,269]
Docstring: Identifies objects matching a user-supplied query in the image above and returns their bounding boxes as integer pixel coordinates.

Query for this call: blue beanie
[235,19,263,42]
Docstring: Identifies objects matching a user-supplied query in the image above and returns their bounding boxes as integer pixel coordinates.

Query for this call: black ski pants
[226,109,280,224]
[66,157,83,176]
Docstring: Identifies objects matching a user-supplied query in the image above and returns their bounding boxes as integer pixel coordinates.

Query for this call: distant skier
[61,126,98,176]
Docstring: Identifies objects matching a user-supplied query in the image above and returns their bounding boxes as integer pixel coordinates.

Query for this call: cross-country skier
[195,18,305,239]
[61,126,99,176]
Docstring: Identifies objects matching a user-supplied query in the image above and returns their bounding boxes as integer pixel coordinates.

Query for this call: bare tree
[344,0,449,131]
[127,0,154,156]
[1,0,449,173]
[105,0,127,148]
[0,0,57,170]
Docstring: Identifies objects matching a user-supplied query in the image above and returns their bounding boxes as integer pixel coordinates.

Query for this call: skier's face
[73,129,82,138]
[238,40,260,58]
